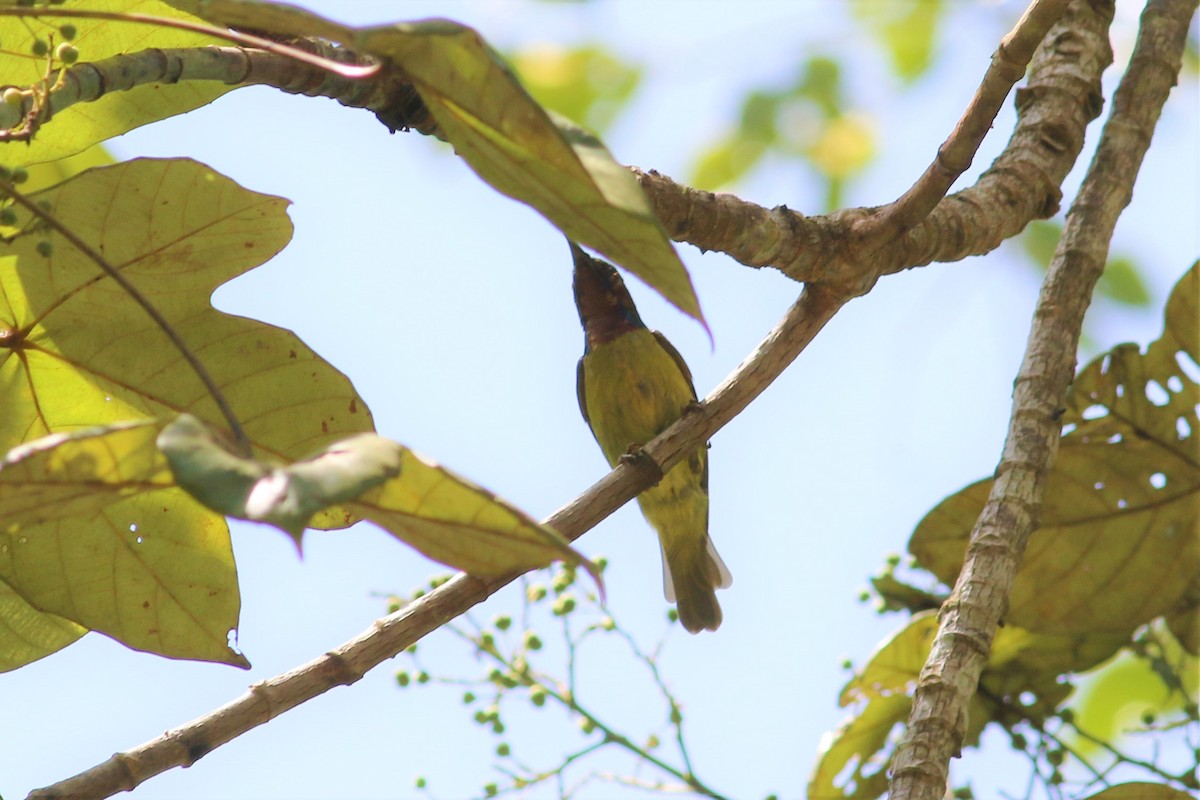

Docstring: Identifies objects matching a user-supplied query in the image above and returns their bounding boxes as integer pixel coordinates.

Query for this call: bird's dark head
[571,243,644,348]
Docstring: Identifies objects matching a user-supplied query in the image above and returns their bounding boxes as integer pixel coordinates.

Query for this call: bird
[570,241,731,633]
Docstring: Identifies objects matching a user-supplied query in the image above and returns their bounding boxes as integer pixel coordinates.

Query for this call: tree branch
[634,0,1110,295]
[889,1,1197,798]
[28,276,841,800]
[13,1,1152,796]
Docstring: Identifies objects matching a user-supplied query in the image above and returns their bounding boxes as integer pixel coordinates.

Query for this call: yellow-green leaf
[159,415,596,580]
[165,1,703,322]
[0,157,373,664]
[0,0,228,169]
[348,448,596,580]
[910,263,1200,637]
[0,157,373,456]
[0,423,245,666]
[359,21,702,324]
[0,578,84,672]
[809,690,908,800]
[839,610,937,706]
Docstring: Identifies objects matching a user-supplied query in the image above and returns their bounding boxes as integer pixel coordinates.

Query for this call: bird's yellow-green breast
[571,242,731,633]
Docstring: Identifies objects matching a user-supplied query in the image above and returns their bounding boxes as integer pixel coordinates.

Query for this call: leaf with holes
[0,0,228,170]
[160,415,599,582]
[0,423,244,667]
[910,263,1200,638]
[0,157,374,665]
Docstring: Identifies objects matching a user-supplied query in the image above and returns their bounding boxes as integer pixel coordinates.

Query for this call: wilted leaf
[347,448,596,580]
[160,415,596,580]
[910,263,1200,637]
[0,0,228,169]
[0,423,245,666]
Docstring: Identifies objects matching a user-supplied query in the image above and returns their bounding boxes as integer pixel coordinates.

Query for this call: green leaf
[0,0,229,169]
[0,157,372,456]
[509,43,641,134]
[160,415,599,581]
[850,0,944,83]
[167,2,703,323]
[910,263,1200,638]
[359,21,703,324]
[1097,255,1152,307]
[0,423,245,666]
[0,157,373,663]
[0,578,85,672]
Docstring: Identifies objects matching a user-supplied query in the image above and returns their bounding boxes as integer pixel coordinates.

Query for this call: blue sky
[1,2,1196,799]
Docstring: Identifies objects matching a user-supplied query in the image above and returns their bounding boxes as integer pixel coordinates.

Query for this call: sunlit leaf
[839,611,936,706]
[0,579,84,672]
[910,263,1200,638]
[808,690,906,800]
[0,423,245,666]
[0,0,228,169]
[1065,630,1198,756]
[168,1,703,322]
[160,415,597,580]
[347,448,596,581]
[359,22,702,324]
[0,157,373,663]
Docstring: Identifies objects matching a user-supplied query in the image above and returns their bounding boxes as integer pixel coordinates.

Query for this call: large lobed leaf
[910,263,1199,639]
[0,157,373,666]
[0,422,244,667]
[0,0,229,169]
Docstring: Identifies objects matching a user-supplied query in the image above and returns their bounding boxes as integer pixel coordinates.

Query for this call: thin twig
[889,1,1198,798]
[863,0,1070,239]
[0,180,252,456]
[27,282,840,800]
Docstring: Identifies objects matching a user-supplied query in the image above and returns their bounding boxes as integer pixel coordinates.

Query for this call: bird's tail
[661,536,733,633]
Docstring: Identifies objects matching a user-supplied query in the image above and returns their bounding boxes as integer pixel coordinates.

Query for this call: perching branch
[23,1,1123,796]
[889,1,1197,798]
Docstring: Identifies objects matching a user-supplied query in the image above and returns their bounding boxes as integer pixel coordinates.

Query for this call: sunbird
[571,242,731,633]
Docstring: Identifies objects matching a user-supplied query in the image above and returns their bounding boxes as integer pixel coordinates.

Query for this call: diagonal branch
[22,2,1124,798]
[0,179,251,455]
[28,286,844,800]
[888,1,1198,798]
[862,0,1071,240]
